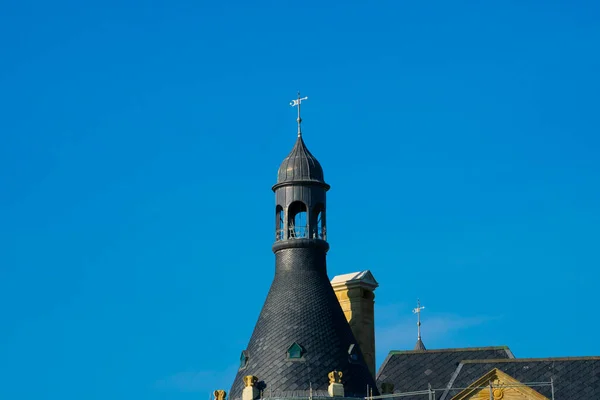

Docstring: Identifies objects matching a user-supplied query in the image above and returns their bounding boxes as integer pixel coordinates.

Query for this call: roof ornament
[290,91,308,137]
[213,390,226,400]
[412,299,427,350]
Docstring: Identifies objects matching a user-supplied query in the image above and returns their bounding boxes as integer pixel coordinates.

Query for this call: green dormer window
[240,350,249,369]
[287,342,304,359]
[348,344,358,362]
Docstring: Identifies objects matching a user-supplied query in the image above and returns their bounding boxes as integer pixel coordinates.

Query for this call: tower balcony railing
[312,226,326,240]
[288,226,308,239]
[276,226,327,241]
[276,229,284,241]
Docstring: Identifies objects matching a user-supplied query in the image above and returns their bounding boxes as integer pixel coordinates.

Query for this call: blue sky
[1,0,599,399]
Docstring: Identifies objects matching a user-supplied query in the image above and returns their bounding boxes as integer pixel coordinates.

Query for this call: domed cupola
[274,92,329,190]
[276,135,326,184]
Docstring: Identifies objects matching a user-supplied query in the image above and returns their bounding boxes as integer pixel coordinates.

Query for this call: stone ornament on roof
[213,390,226,400]
[243,375,257,388]
[328,370,343,384]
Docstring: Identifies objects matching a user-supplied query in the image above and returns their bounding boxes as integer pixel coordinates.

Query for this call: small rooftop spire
[290,91,308,137]
[412,299,426,350]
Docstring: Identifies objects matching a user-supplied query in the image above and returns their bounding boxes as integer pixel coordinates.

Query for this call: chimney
[331,270,378,377]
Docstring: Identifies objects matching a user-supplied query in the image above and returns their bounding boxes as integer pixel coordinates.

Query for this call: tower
[228,95,377,399]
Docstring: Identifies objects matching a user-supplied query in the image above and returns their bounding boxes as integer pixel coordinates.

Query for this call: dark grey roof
[229,243,377,399]
[440,357,600,400]
[276,136,325,185]
[414,339,426,351]
[376,346,514,399]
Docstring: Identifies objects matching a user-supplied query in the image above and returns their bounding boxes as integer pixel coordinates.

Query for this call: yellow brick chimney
[330,270,379,377]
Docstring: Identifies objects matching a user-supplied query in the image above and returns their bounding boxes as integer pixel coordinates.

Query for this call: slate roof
[376,346,514,399]
[414,338,426,351]
[440,357,600,400]
[276,136,325,185]
[229,244,377,399]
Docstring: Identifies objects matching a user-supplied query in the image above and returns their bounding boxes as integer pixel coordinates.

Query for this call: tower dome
[276,136,325,184]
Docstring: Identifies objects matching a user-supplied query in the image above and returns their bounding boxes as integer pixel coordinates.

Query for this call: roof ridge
[387,346,511,355]
[460,355,600,363]
[375,352,394,381]
[439,362,465,400]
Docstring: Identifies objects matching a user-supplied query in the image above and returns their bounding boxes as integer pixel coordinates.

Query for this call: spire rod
[412,299,426,350]
[290,91,308,137]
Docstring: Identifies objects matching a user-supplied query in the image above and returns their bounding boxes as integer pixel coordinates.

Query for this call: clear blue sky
[1,1,599,399]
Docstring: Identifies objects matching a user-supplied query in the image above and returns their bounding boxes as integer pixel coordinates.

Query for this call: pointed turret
[414,338,426,351]
[229,96,377,399]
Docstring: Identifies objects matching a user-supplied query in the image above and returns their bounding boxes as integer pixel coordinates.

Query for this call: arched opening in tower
[288,201,307,239]
[313,203,326,240]
[275,205,284,241]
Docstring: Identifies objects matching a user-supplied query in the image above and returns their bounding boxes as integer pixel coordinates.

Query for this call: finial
[213,390,226,400]
[412,299,426,350]
[243,376,258,388]
[290,91,308,137]
[328,370,343,384]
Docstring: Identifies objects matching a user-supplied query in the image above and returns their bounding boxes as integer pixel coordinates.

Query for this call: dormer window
[348,344,358,363]
[240,350,249,369]
[287,342,305,359]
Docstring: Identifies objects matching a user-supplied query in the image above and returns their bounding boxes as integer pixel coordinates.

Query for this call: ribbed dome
[277,136,325,184]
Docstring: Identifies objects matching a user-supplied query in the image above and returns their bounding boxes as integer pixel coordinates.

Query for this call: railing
[275,226,327,241]
[313,226,326,240]
[289,226,308,239]
[231,389,364,399]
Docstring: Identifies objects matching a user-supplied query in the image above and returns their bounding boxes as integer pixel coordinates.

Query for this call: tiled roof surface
[414,339,426,351]
[440,357,600,400]
[376,347,513,399]
[229,245,377,399]
[277,136,325,184]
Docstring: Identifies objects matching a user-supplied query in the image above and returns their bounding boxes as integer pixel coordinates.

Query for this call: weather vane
[290,92,308,137]
[412,299,425,343]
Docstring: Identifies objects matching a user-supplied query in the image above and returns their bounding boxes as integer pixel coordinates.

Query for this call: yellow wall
[333,285,376,377]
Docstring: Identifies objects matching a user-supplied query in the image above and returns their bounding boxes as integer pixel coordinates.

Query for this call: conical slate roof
[414,338,426,351]
[228,246,377,399]
[276,136,325,184]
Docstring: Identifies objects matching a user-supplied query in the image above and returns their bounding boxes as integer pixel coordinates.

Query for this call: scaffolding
[365,378,555,400]
[221,379,556,400]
